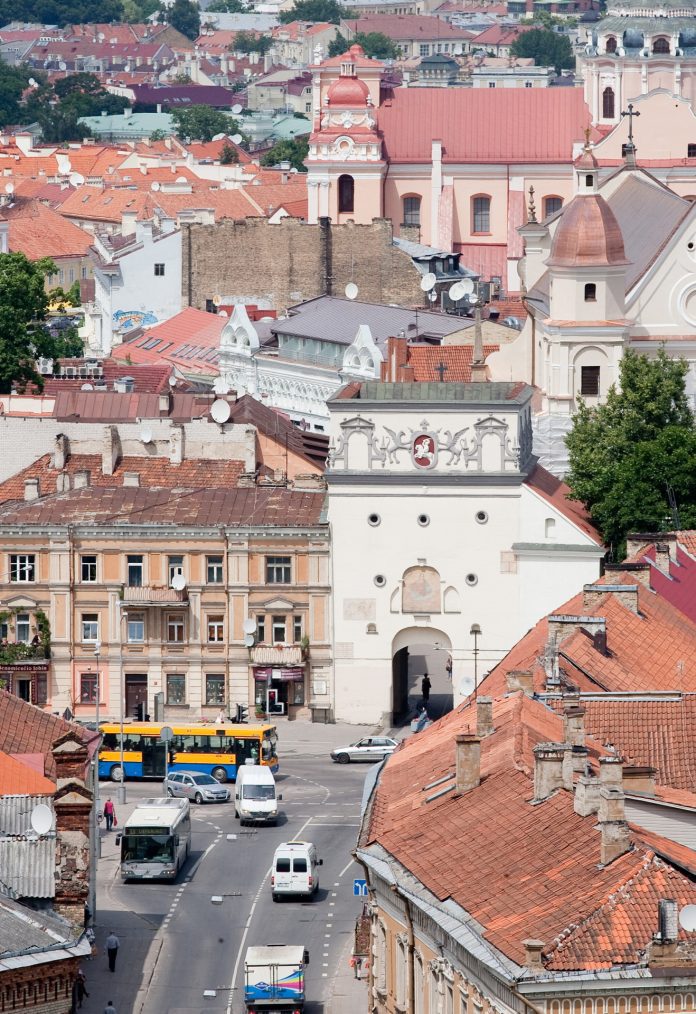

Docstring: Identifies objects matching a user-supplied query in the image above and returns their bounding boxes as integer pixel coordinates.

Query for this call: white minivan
[234,762,281,826]
[271,840,322,901]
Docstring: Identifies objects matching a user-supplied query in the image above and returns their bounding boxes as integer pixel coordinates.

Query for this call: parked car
[330,737,399,764]
[165,770,230,804]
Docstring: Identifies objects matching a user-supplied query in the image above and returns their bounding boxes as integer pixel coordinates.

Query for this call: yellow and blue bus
[99,722,278,783]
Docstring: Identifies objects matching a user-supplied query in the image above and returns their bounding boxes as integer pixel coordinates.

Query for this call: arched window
[584,282,597,302]
[653,36,669,53]
[605,36,617,53]
[338,174,354,213]
[545,518,556,539]
[602,86,615,119]
[472,194,491,234]
[544,195,563,217]
[403,195,421,227]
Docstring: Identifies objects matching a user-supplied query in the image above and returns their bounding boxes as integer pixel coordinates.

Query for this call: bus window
[102,733,118,750]
[235,738,259,765]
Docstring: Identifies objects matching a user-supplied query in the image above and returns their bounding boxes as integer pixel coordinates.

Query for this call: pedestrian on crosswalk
[105,931,120,972]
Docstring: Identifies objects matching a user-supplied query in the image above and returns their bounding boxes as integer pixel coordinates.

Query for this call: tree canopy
[509,27,574,73]
[171,105,241,142]
[164,0,200,40]
[260,136,309,172]
[0,0,122,25]
[565,348,696,554]
[22,72,128,143]
[207,0,247,10]
[0,253,83,394]
[279,0,345,24]
[233,29,273,54]
[328,29,396,58]
[0,60,33,129]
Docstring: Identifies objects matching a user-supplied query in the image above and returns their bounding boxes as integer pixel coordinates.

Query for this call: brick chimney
[522,939,545,970]
[544,615,607,685]
[24,477,40,500]
[622,765,656,795]
[598,782,631,865]
[54,432,70,470]
[533,743,569,800]
[657,899,678,943]
[563,703,585,748]
[574,772,601,816]
[583,584,639,615]
[604,562,651,588]
[169,423,185,465]
[599,755,623,787]
[51,731,93,923]
[653,544,672,576]
[102,425,121,476]
[626,532,676,561]
[476,696,494,737]
[455,733,481,793]
[506,669,534,695]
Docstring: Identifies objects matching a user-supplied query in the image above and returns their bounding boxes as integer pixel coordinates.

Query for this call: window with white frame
[81,613,99,643]
[167,614,185,643]
[10,554,36,583]
[166,673,186,705]
[127,613,145,643]
[266,556,291,584]
[395,938,407,1010]
[127,555,143,587]
[15,612,31,643]
[206,555,223,583]
[272,615,286,644]
[256,614,266,642]
[81,555,97,582]
[414,955,424,1014]
[168,555,184,587]
[376,922,387,994]
[207,615,224,642]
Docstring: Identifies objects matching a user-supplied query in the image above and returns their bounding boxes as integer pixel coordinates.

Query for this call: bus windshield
[242,784,275,800]
[121,833,175,864]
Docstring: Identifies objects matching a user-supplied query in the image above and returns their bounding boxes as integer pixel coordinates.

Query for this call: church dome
[547,194,629,268]
[327,74,370,107]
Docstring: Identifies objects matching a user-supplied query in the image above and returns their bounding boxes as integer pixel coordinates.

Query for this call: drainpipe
[224,527,231,718]
[401,889,415,1014]
[68,524,75,710]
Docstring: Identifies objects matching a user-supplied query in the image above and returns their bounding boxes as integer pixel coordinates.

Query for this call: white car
[330,737,399,764]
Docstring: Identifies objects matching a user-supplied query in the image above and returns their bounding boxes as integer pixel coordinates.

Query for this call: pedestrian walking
[104,1002,118,1014]
[103,798,116,831]
[215,707,226,724]
[445,655,453,679]
[76,969,89,1008]
[421,673,431,703]
[105,931,120,972]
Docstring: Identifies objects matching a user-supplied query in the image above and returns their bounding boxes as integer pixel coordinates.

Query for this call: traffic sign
[353,879,368,897]
[160,726,174,743]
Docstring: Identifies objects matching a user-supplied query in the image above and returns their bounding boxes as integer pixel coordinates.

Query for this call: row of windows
[84,612,304,645]
[8,554,294,586]
[46,266,89,286]
[84,674,228,707]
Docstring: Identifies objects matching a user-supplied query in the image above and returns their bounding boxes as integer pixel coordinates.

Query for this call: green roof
[78,112,174,138]
[355,381,530,403]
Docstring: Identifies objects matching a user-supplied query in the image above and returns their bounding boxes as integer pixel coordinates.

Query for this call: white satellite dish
[212,132,226,141]
[467,293,479,305]
[231,133,243,145]
[243,618,257,634]
[175,176,187,183]
[213,294,222,306]
[151,181,161,192]
[28,77,36,87]
[171,573,186,591]
[243,633,255,647]
[69,172,85,187]
[4,182,14,195]
[232,104,243,115]
[218,310,228,318]
[420,272,436,292]
[30,803,53,836]
[80,383,94,391]
[449,281,465,301]
[460,278,475,295]
[168,375,177,388]
[345,282,359,300]
[211,399,232,424]
[679,905,696,932]
[428,291,438,302]
[140,427,153,444]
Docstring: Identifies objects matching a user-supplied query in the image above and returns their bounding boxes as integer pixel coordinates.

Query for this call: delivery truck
[244,944,308,1013]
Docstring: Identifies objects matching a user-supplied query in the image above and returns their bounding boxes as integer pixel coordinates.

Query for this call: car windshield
[243,784,275,800]
[192,775,217,785]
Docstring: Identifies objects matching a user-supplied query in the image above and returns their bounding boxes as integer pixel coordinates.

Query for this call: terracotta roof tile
[0,751,56,795]
[0,691,96,779]
[406,344,499,382]
[1,198,92,259]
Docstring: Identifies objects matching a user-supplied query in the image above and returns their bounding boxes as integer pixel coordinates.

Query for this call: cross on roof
[435,361,448,382]
[620,102,641,151]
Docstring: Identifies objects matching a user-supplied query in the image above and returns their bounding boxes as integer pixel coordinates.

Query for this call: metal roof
[0,837,56,899]
[0,795,54,836]
[350,381,531,403]
[0,893,90,966]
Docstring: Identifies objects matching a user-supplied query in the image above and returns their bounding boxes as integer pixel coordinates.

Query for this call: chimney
[54,432,70,469]
[522,939,545,971]
[625,532,676,561]
[101,425,121,476]
[73,469,91,489]
[533,743,568,801]
[476,696,493,738]
[24,478,40,500]
[51,731,92,922]
[599,755,623,787]
[653,544,671,576]
[455,733,481,794]
[574,772,601,816]
[123,471,140,487]
[506,669,533,695]
[598,782,631,865]
[563,703,585,748]
[547,614,606,647]
[158,391,171,415]
[657,899,678,944]
[169,423,185,465]
[593,627,609,656]
[604,562,651,588]
[121,209,137,236]
[583,584,639,615]
[622,765,656,795]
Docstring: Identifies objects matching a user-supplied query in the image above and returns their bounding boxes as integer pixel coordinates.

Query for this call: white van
[234,762,281,826]
[271,840,322,901]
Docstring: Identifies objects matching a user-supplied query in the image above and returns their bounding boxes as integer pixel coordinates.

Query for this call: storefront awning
[254,666,305,682]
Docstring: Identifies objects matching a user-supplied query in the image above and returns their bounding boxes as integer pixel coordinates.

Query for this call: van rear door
[274,851,292,891]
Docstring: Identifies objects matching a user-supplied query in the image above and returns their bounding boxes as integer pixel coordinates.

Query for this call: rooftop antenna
[666,483,681,529]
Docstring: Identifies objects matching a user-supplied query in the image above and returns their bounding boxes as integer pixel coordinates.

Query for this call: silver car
[165,770,230,804]
[330,737,399,764]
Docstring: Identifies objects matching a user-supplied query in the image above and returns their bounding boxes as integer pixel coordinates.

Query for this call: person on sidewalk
[215,707,226,725]
[421,673,431,704]
[105,931,120,972]
[103,798,116,831]
[104,1002,118,1014]
[76,969,89,1007]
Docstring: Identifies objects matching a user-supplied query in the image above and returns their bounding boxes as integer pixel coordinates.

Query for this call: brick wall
[52,733,92,920]
[182,217,423,312]
[0,957,80,1014]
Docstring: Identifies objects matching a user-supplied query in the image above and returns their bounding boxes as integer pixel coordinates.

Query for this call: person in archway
[421,673,431,704]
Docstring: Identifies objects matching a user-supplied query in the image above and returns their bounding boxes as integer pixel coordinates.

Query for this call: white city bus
[118,797,191,881]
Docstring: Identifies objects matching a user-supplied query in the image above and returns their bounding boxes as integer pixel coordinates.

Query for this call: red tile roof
[364,692,696,971]
[469,24,531,46]
[378,88,591,164]
[0,751,56,795]
[1,198,93,260]
[345,14,472,39]
[525,463,602,543]
[406,344,499,381]
[0,691,96,779]
[43,361,175,396]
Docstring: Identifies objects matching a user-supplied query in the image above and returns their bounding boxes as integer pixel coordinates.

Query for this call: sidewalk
[327,937,370,1014]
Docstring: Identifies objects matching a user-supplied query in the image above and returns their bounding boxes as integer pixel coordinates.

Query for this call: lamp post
[470,624,481,699]
[90,640,102,920]
[117,607,126,804]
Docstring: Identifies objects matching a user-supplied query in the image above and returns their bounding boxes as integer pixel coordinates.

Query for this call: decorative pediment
[220,304,260,357]
[343,325,383,379]
[258,597,298,611]
[4,595,38,609]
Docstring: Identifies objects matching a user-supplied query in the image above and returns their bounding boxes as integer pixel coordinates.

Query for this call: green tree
[565,348,696,554]
[23,73,128,142]
[220,141,239,164]
[280,0,345,24]
[510,28,574,73]
[260,136,309,172]
[327,30,347,56]
[164,0,201,39]
[0,60,32,128]
[207,0,247,10]
[351,31,397,59]
[122,0,160,19]
[0,254,83,393]
[171,105,240,142]
[0,0,123,25]
[233,29,272,54]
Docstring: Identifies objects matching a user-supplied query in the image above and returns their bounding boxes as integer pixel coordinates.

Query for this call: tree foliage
[171,105,240,142]
[233,29,272,54]
[351,31,397,58]
[0,60,33,129]
[164,0,201,39]
[510,27,574,73]
[23,72,128,142]
[0,0,122,25]
[219,141,239,164]
[0,253,84,393]
[565,349,696,554]
[122,0,160,19]
[260,136,309,172]
[279,0,345,24]
[207,0,247,10]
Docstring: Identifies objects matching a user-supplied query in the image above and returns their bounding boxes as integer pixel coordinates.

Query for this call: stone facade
[181,217,423,314]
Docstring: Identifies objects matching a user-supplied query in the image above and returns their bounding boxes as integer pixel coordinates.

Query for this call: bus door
[142,740,166,777]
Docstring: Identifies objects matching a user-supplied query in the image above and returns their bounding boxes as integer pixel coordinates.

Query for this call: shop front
[253,665,306,717]
[0,661,49,705]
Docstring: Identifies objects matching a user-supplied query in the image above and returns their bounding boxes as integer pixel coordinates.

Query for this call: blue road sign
[353,879,368,897]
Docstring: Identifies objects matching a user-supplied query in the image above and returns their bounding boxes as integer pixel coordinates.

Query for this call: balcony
[121,586,189,607]
[251,645,304,666]
[0,642,49,664]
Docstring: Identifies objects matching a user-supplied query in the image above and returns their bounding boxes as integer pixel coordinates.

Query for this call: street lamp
[470,624,481,699]
[90,640,102,920]
[117,608,127,805]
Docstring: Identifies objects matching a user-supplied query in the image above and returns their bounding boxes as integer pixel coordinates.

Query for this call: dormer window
[341,60,355,76]
[605,36,617,53]
[585,174,594,188]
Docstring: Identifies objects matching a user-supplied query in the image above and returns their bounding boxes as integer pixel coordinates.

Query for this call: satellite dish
[58,61,66,70]
[420,272,436,292]
[231,134,243,145]
[213,294,222,306]
[345,282,359,300]
[69,172,85,187]
[140,427,153,444]
[467,293,479,305]
[168,375,177,388]
[171,573,186,591]
[243,633,255,647]
[175,175,187,183]
[618,46,625,55]
[80,383,94,391]
[28,77,36,87]
[30,803,53,836]
[218,310,228,318]
[212,132,226,141]
[4,182,14,194]
[243,618,257,634]
[232,104,243,115]
[211,399,232,424]
[151,181,161,192]
[460,278,475,295]
[428,291,437,302]
[449,281,465,301]
[679,905,696,932]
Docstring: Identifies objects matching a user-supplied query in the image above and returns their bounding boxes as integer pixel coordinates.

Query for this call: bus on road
[99,722,279,783]
[119,797,191,881]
